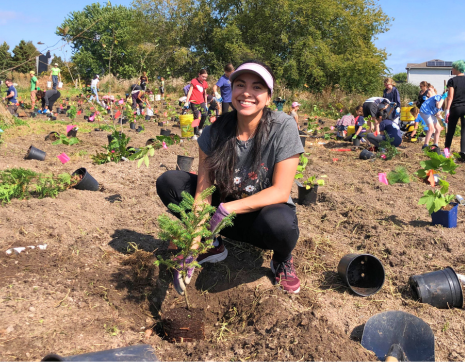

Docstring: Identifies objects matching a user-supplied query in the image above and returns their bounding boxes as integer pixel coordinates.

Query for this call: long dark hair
[205,60,275,201]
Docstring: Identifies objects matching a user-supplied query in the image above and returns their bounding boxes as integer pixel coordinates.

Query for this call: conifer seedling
[155,186,235,309]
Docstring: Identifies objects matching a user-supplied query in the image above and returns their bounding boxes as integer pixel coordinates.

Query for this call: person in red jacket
[184,69,208,136]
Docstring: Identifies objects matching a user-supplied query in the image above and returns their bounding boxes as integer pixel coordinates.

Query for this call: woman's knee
[256,204,299,245]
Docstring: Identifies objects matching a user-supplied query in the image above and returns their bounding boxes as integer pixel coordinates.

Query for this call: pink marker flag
[191,118,201,127]
[378,172,388,185]
[162,141,168,149]
[89,115,95,122]
[163,112,168,117]
[118,99,124,105]
[57,153,70,164]
[444,148,450,158]
[330,126,334,130]
[66,125,77,133]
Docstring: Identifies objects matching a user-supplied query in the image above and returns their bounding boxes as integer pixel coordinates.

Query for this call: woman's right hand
[445,110,450,123]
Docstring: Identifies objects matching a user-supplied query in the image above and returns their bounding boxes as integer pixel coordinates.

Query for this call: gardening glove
[408,102,414,106]
[173,254,196,295]
[352,134,358,140]
[183,102,190,109]
[441,92,448,100]
[445,110,450,123]
[215,92,221,99]
[209,203,230,234]
[218,97,223,103]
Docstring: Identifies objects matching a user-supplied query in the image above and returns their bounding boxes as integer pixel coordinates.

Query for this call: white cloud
[0,11,39,26]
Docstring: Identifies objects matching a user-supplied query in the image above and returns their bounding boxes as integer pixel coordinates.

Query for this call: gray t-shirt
[198,111,304,206]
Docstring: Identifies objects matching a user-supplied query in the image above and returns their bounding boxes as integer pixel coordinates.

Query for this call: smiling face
[231,72,271,119]
[198,73,208,82]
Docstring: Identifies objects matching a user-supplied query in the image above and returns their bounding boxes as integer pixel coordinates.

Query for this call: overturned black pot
[126,146,141,155]
[360,149,374,160]
[30,112,36,118]
[146,138,157,146]
[337,254,385,296]
[296,182,318,205]
[71,168,99,191]
[409,267,463,309]
[136,126,143,133]
[145,115,151,121]
[157,121,164,127]
[84,116,89,120]
[45,132,60,141]
[25,145,46,161]
[160,129,171,137]
[51,116,57,121]
[41,344,158,362]
[176,155,194,172]
[67,127,78,138]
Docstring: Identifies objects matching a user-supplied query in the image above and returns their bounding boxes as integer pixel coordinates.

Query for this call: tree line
[4,0,394,94]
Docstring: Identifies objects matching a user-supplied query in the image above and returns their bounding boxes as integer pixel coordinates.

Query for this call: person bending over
[419,92,447,149]
[367,109,402,149]
[36,89,61,114]
[156,60,304,295]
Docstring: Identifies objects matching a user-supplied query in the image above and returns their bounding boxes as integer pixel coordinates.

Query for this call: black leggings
[445,106,465,152]
[189,102,208,130]
[156,170,300,262]
[222,102,233,114]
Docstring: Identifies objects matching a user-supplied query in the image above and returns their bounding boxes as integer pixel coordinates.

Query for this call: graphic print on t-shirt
[196,85,204,93]
[232,163,271,199]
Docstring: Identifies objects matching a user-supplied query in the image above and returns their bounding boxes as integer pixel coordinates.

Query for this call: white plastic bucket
[58,82,63,89]
[155,94,161,101]
[47,81,52,88]
[149,95,154,102]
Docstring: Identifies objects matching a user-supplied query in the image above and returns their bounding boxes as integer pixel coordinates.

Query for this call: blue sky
[1,0,463,74]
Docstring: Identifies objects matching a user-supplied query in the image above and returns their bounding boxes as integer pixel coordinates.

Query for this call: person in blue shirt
[3,79,18,114]
[352,105,367,141]
[367,109,402,148]
[273,97,286,111]
[213,63,234,114]
[409,107,429,139]
[419,92,447,149]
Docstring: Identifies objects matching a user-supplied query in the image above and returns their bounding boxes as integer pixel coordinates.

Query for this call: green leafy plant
[387,166,410,185]
[0,168,79,204]
[301,175,325,189]
[418,181,455,215]
[52,134,80,146]
[295,153,309,179]
[377,135,399,161]
[155,186,235,309]
[66,105,77,121]
[416,150,458,179]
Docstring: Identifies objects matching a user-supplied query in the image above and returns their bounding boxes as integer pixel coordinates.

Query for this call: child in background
[419,92,447,149]
[367,109,402,148]
[352,105,367,142]
[273,97,286,111]
[408,107,429,139]
[289,102,300,129]
[159,77,165,99]
[207,94,219,118]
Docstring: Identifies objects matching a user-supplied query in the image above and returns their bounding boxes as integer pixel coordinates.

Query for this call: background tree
[57,2,147,79]
[392,72,407,84]
[0,42,13,72]
[11,40,39,73]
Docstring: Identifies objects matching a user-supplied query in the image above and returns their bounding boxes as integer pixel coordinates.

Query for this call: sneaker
[270,257,301,294]
[422,144,429,150]
[197,237,228,264]
[360,137,366,144]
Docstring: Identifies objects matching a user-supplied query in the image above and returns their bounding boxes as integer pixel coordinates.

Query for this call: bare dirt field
[1,104,465,361]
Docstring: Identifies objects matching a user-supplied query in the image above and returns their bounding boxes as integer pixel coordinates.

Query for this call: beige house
[406,59,453,93]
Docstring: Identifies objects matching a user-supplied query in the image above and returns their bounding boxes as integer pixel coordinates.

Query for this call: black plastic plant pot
[158,121,164,127]
[353,137,361,147]
[51,116,57,121]
[360,149,374,160]
[297,183,318,205]
[145,115,151,121]
[41,344,158,361]
[176,155,194,172]
[67,106,70,110]
[136,126,143,133]
[56,108,61,114]
[31,112,36,118]
[126,146,141,155]
[146,138,156,146]
[71,168,99,191]
[337,254,385,297]
[25,145,46,161]
[67,128,78,138]
[409,267,463,309]
[84,116,88,120]
[161,129,171,137]
[45,132,60,141]
[107,135,114,145]
[130,122,136,130]
[300,136,306,148]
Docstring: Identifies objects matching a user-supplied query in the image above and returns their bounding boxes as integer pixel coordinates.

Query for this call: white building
[406,59,453,94]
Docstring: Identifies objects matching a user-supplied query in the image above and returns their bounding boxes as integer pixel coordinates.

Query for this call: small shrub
[387,167,410,185]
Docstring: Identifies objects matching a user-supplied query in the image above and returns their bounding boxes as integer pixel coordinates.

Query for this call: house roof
[406,59,452,69]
